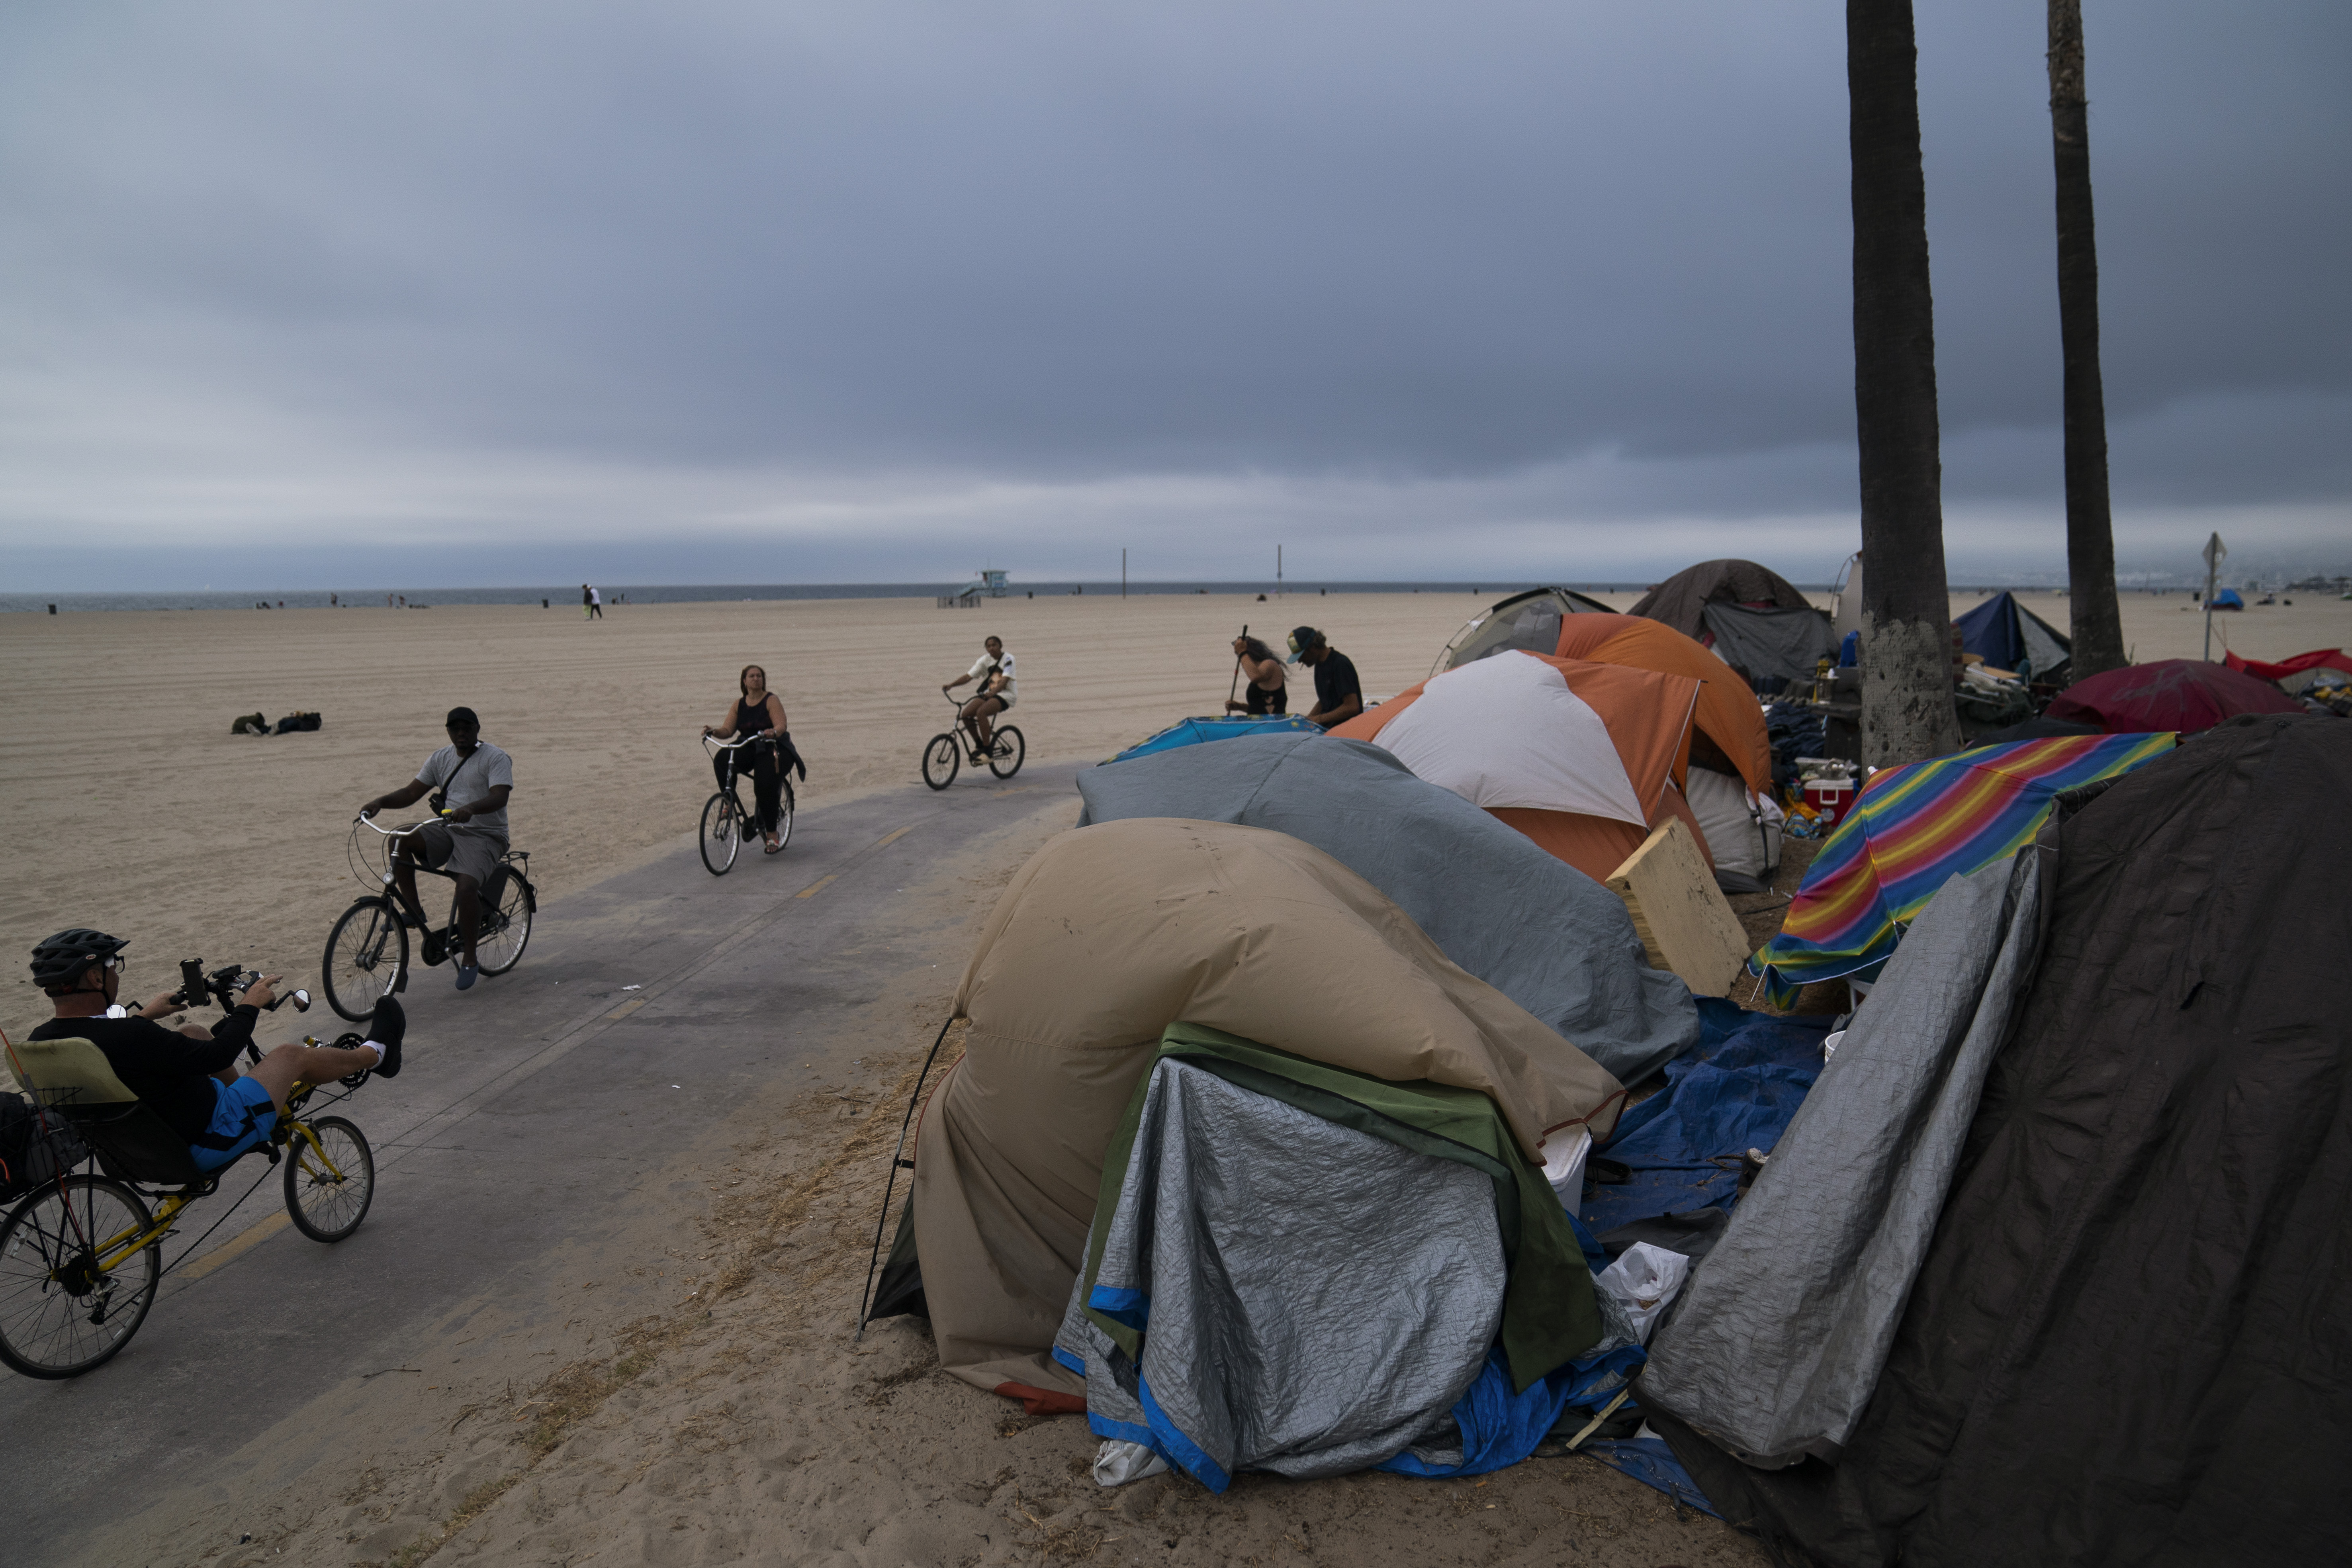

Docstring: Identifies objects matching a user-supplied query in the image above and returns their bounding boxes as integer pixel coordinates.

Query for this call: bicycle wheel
[285,1117,375,1243]
[988,725,1026,779]
[922,732,961,790]
[700,790,743,875]
[772,779,795,852]
[323,899,409,1022]
[0,1175,160,1379]
[473,867,534,976]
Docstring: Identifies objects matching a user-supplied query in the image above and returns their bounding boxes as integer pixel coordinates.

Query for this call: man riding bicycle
[358,706,513,991]
[25,930,404,1176]
[943,635,1017,755]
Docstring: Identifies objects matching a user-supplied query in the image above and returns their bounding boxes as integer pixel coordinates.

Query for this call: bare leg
[452,872,481,967]
[246,1042,382,1115]
[390,846,430,927]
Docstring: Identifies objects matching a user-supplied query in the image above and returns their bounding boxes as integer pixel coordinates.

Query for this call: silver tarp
[1054,1061,1503,1484]
[1639,850,2043,1466]
[1075,734,1699,1084]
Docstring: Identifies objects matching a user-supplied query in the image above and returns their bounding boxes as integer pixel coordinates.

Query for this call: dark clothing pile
[1763,701,1826,793]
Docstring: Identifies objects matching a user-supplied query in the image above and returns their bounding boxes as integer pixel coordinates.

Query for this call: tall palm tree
[2050,0,2127,678]
[1849,0,1961,763]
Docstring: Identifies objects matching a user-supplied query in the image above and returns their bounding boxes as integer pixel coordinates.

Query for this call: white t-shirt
[969,652,1017,702]
[418,742,514,835]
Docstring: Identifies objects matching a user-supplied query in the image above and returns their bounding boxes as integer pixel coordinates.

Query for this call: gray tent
[1698,601,1838,687]
[1075,733,1698,1084]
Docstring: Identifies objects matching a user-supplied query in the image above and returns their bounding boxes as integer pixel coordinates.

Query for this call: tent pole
[854,1013,959,1337]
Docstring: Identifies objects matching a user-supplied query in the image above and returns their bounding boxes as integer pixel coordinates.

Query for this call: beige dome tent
[902,817,1626,1407]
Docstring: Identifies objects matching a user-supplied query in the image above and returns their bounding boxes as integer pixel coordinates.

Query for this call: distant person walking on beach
[358,707,513,992]
[944,635,1016,752]
[1224,635,1288,715]
[1289,626,1363,728]
[583,584,603,620]
[701,665,803,854]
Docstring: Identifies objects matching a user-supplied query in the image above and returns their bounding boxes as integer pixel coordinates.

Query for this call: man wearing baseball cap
[1288,626,1363,729]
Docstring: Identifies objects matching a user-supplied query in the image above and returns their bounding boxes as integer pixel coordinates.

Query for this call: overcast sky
[2,0,2344,591]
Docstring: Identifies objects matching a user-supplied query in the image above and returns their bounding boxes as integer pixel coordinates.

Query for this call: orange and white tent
[1549,615,1770,795]
[1329,651,1704,884]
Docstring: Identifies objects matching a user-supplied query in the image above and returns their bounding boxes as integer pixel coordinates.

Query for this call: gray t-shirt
[417,742,513,836]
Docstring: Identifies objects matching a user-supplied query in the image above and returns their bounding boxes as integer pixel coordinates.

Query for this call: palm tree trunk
[2050,0,2127,679]
[1849,0,1961,763]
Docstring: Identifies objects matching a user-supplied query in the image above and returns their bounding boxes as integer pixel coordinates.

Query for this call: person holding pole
[1223,633,1288,715]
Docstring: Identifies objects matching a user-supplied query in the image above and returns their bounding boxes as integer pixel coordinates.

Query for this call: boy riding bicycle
[943,635,1017,756]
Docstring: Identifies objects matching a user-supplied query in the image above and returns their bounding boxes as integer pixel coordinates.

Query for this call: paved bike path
[0,763,1086,1563]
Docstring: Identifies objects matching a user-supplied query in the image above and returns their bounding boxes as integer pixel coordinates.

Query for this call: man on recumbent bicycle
[358,705,513,991]
[26,931,405,1177]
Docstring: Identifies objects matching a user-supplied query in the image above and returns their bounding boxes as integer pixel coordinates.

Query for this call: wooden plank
[1605,818,1752,996]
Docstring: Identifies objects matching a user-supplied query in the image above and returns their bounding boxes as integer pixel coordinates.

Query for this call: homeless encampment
[893,819,1627,1454]
[1327,650,1708,883]
[1644,714,2352,1567]
[1073,731,1699,1084]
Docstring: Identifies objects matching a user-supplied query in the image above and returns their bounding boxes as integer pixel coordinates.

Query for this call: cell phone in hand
[180,958,209,1010]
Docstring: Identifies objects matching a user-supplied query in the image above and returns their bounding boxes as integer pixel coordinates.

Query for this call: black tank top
[735,697,770,736]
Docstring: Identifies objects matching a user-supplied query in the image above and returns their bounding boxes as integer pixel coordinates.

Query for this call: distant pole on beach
[1278,544,1283,598]
[1122,548,1127,599]
[2201,532,2225,660]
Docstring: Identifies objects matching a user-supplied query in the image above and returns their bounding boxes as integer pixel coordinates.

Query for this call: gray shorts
[409,820,507,885]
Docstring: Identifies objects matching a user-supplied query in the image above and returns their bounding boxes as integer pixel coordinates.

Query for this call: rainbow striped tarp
[1751,732,2177,1007]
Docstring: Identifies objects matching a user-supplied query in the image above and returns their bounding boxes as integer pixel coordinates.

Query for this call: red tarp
[2046,659,2300,734]
[2223,646,2352,683]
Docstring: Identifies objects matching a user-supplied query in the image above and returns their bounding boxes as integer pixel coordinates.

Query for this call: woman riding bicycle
[702,665,804,854]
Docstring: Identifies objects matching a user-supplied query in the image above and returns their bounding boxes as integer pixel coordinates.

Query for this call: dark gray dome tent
[1630,560,1833,688]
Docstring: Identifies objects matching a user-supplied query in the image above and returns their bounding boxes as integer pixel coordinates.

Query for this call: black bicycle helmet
[29,929,127,991]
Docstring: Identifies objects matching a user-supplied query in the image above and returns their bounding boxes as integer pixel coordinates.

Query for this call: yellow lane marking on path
[870,825,918,849]
[176,1212,290,1283]
[606,997,647,1021]
[795,874,839,900]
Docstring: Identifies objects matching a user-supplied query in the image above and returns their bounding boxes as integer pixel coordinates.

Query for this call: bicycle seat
[11,1037,207,1188]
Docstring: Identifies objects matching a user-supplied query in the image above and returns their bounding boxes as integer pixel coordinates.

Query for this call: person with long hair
[702,665,802,853]
[1223,634,1288,715]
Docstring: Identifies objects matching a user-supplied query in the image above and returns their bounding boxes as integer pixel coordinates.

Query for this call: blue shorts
[190,1075,279,1173]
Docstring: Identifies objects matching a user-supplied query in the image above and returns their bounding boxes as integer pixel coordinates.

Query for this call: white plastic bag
[1595,1242,1690,1344]
[1092,1439,1170,1487]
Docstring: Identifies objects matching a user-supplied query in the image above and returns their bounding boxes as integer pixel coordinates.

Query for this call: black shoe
[367,995,406,1079]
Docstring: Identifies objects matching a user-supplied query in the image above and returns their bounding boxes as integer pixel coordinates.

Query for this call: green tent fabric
[1071,1022,1601,1392]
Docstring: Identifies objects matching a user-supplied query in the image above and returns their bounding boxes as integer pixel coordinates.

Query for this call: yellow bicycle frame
[73,1080,352,1281]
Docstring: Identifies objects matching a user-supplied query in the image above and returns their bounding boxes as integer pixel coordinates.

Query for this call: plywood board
[1606,818,1751,996]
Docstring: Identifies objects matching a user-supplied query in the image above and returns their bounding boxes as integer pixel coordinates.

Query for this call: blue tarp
[1104,715,1321,765]
[1378,1343,1648,1479]
[1581,1439,1718,1516]
[1582,998,1836,1233]
[2209,588,2244,609]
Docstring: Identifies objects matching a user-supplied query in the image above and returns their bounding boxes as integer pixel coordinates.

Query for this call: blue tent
[2209,588,2245,610]
[1953,591,2072,681]
[1103,715,1320,765]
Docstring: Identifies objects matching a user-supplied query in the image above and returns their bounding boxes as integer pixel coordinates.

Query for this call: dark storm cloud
[0,0,2344,587]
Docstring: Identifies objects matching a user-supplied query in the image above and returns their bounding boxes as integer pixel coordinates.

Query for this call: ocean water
[2,581,1675,615]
